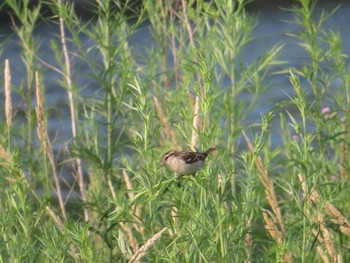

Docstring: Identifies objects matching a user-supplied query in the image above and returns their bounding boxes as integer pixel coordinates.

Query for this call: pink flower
[292,135,299,142]
[322,107,330,114]
[322,107,331,119]
[330,175,337,181]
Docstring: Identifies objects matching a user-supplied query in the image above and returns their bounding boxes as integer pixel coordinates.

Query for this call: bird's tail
[203,147,216,157]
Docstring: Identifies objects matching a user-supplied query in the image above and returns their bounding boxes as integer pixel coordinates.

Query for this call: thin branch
[153,96,178,148]
[4,59,12,128]
[35,72,66,219]
[242,130,285,233]
[128,227,167,263]
[181,0,203,150]
[57,0,89,222]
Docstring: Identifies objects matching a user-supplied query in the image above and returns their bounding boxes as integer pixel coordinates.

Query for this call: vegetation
[0,0,349,262]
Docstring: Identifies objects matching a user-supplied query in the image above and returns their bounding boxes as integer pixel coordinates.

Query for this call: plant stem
[57,0,89,223]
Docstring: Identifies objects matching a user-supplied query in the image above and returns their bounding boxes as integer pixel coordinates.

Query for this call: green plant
[0,0,349,262]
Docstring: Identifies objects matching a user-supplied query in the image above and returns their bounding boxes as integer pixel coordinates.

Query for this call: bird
[161,147,216,177]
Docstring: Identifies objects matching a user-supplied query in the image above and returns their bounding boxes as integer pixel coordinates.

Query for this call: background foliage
[0,0,349,262]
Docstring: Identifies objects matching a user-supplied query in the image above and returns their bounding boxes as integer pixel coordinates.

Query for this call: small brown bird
[161,147,216,177]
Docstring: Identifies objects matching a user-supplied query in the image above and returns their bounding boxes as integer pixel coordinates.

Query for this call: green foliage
[0,0,349,262]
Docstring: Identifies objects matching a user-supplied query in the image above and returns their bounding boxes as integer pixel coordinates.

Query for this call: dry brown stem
[4,59,12,127]
[108,176,139,252]
[108,178,116,199]
[242,130,285,233]
[128,227,167,263]
[319,215,338,263]
[262,211,293,263]
[263,210,283,244]
[180,0,204,150]
[122,170,142,222]
[325,202,350,237]
[119,222,139,253]
[242,130,292,262]
[153,96,178,148]
[317,246,330,263]
[35,71,66,219]
[35,73,47,153]
[297,174,340,262]
[108,170,146,253]
[191,96,200,150]
[123,169,144,238]
[57,0,89,223]
[168,0,180,86]
[0,145,10,164]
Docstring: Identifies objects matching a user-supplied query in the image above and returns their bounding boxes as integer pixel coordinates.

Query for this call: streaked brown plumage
[161,147,216,176]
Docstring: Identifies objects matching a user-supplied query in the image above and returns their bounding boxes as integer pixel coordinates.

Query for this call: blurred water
[0,1,349,149]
